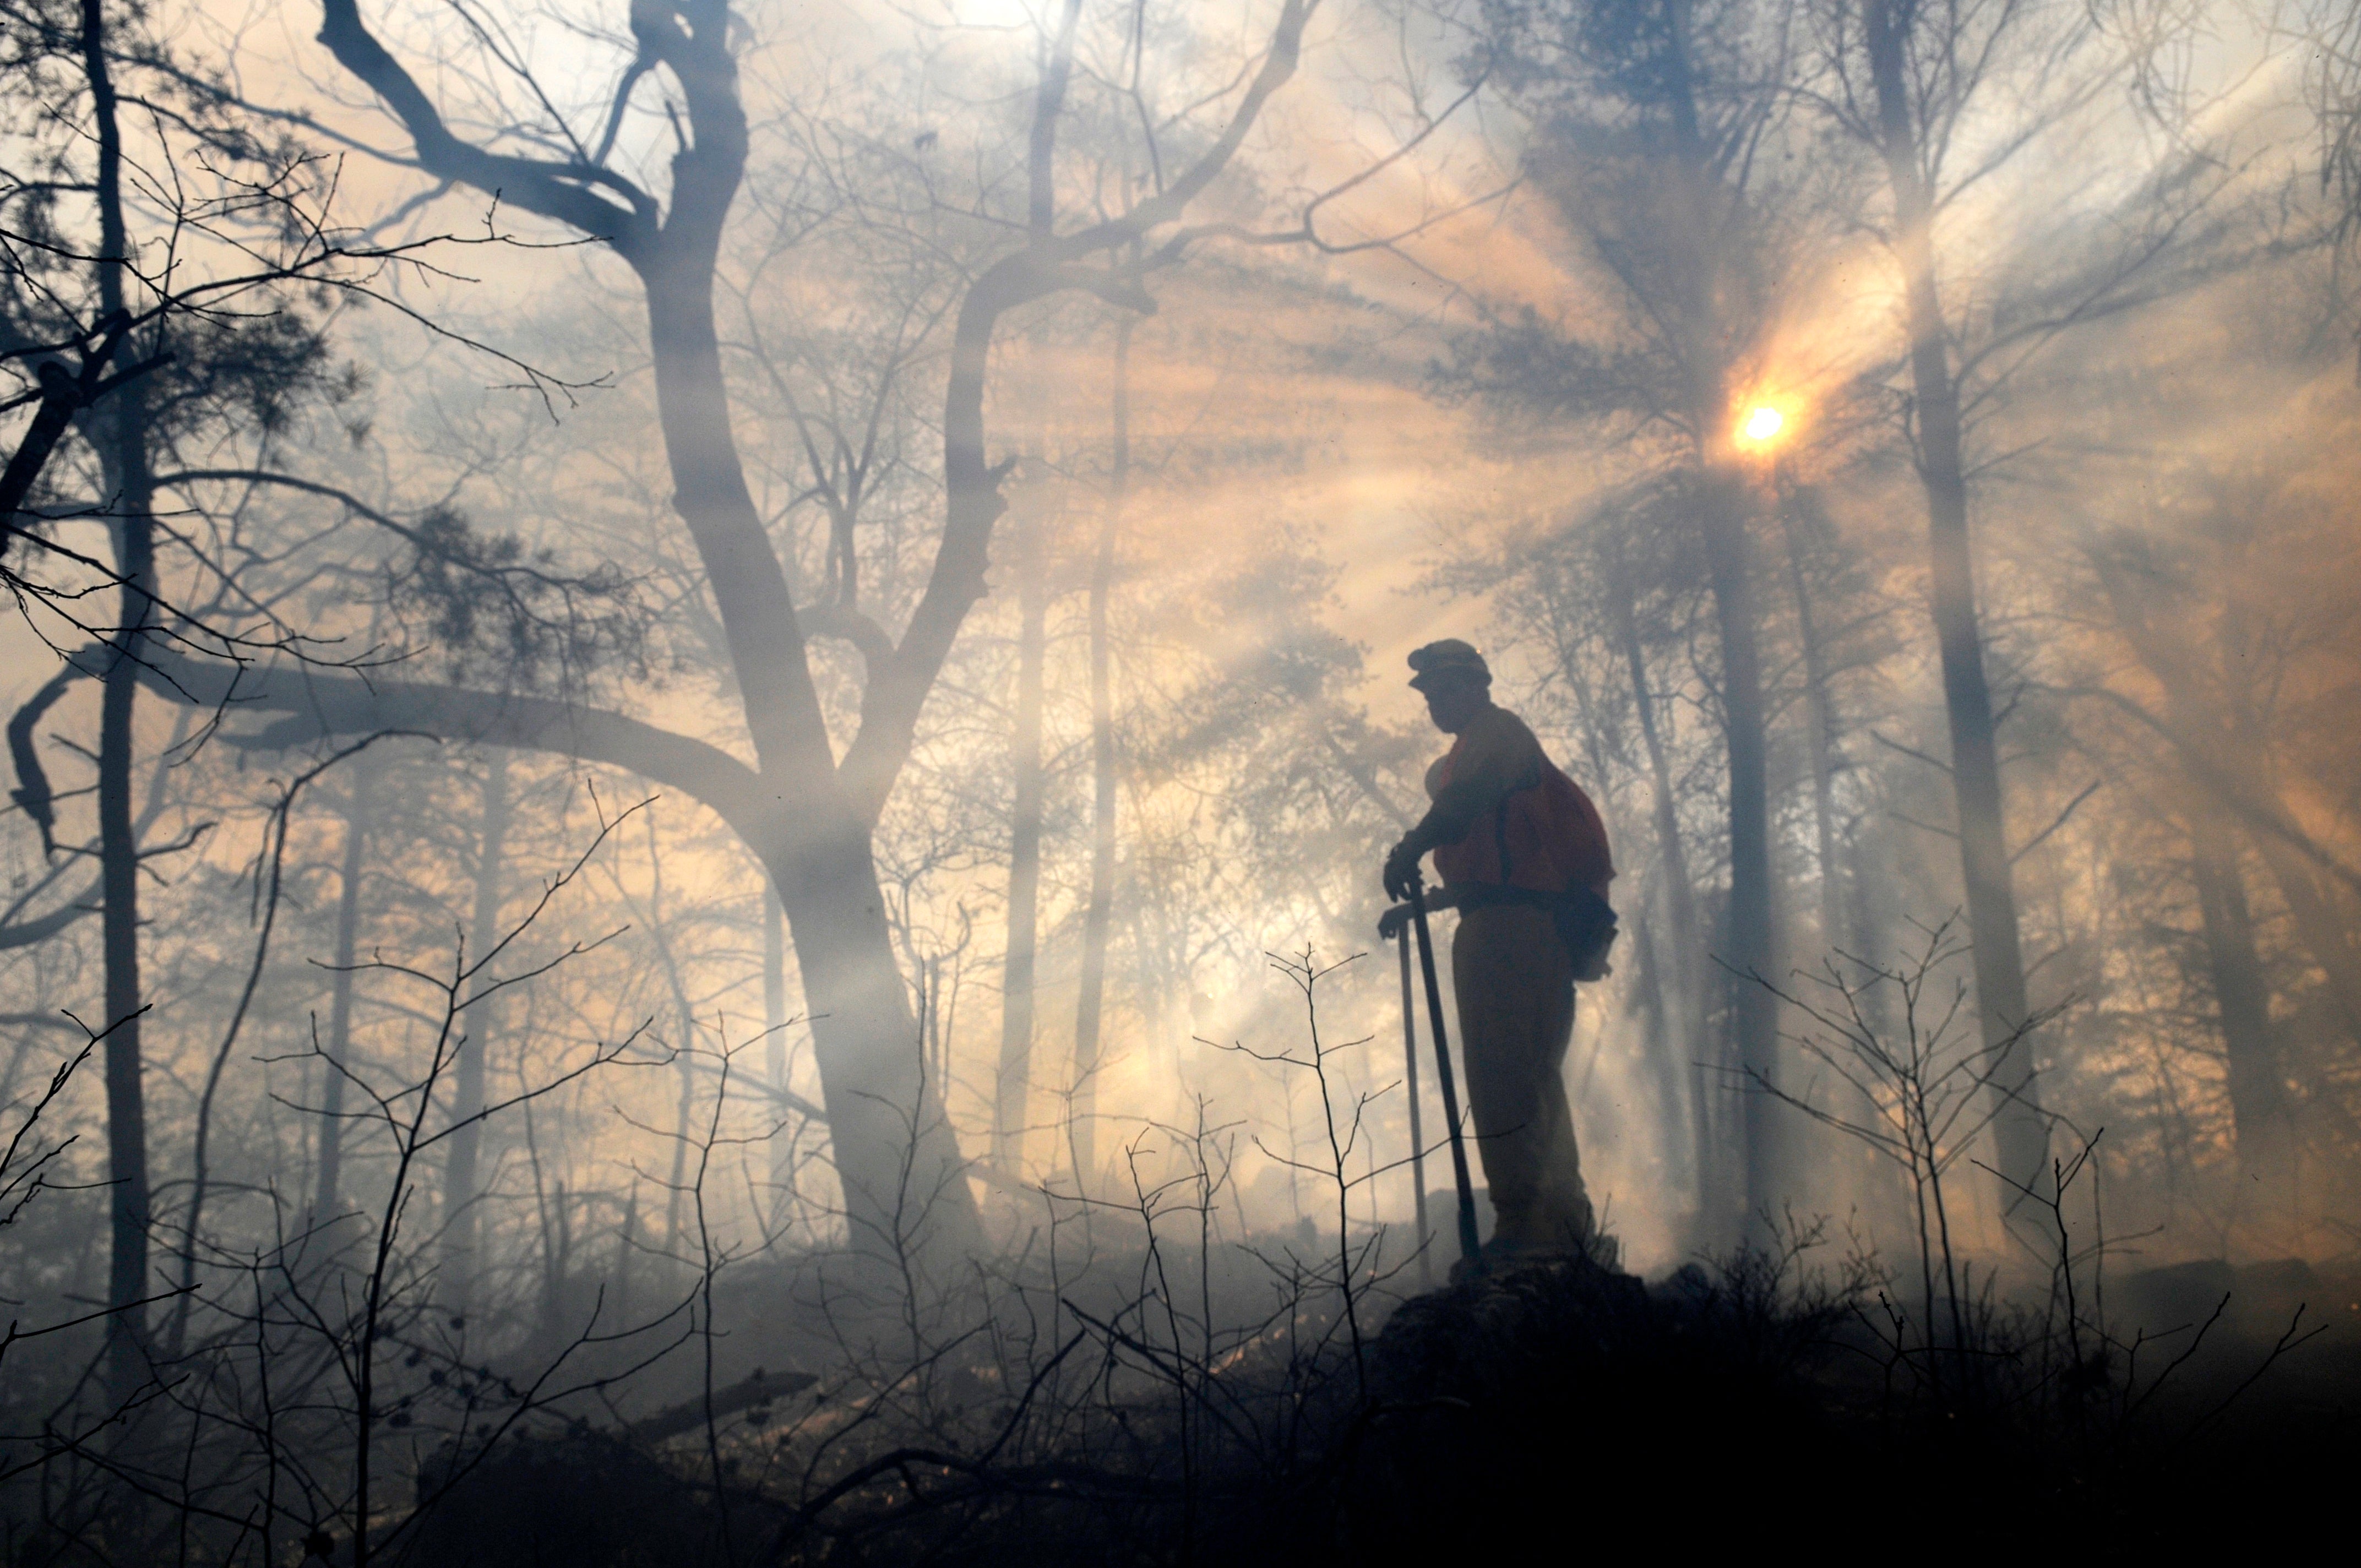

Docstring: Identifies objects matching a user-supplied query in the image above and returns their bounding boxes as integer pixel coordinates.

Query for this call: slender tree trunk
[1624,907,1694,1204]
[1698,467,1783,1226]
[923,955,946,1110]
[632,810,704,1260]
[613,1179,639,1327]
[764,884,796,1234]
[1071,317,1132,1194]
[96,473,152,1404]
[1128,863,1182,1119]
[1845,815,1899,1037]
[544,1180,570,1341]
[665,1010,694,1259]
[1609,578,1712,1218]
[765,885,788,1089]
[519,1093,556,1345]
[1780,485,1847,961]
[2189,829,2292,1185]
[312,760,376,1224]
[1866,0,2049,1213]
[82,0,154,1406]
[442,751,509,1309]
[995,494,1049,1175]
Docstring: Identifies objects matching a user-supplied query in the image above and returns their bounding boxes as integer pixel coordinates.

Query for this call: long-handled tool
[1396,926,1433,1287]
[1407,873,1481,1265]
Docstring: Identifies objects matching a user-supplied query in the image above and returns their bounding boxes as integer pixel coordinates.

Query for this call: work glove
[1381,836,1426,904]
[1377,902,1413,941]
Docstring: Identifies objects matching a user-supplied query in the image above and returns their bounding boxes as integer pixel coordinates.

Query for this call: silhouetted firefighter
[1381,640,1618,1267]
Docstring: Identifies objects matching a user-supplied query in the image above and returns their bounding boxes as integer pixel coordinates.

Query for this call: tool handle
[1397,928,1433,1286]
[1407,874,1481,1263]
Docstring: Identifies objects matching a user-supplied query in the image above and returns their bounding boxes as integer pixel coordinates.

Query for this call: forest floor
[401,1240,2361,1567]
[1353,1249,2361,1560]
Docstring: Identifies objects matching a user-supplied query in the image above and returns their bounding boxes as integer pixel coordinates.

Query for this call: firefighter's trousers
[1451,902,1595,1249]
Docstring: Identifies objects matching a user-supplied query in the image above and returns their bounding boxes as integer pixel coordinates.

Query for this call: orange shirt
[1424,706,1614,896]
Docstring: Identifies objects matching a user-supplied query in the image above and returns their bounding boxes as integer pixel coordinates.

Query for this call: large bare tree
[115,0,1322,1260]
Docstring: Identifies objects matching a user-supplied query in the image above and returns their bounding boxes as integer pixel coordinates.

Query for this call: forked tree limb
[313,0,657,250]
[836,0,1319,824]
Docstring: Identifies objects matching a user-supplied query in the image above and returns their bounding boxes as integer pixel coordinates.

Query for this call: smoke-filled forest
[4,0,2359,1561]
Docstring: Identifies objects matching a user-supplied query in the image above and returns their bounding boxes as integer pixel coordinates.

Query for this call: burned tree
[105,0,1329,1262]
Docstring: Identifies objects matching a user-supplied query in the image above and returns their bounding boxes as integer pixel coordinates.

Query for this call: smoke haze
[4,1,2359,1555]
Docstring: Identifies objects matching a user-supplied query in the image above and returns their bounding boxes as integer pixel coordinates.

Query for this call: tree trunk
[612,1179,639,1327]
[82,0,154,1407]
[1698,467,1782,1226]
[773,824,969,1262]
[639,264,829,788]
[995,492,1049,1175]
[642,248,980,1259]
[665,1030,693,1258]
[1624,907,1694,1207]
[1070,317,1131,1194]
[1780,484,1847,962]
[764,884,795,1234]
[2189,829,2292,1185]
[442,750,509,1309]
[312,759,376,1224]
[1865,0,2049,1214]
[765,885,788,1089]
[96,459,153,1409]
[1609,576,1712,1217]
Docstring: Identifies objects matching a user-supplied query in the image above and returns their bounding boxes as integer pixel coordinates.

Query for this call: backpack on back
[1435,758,1619,981]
